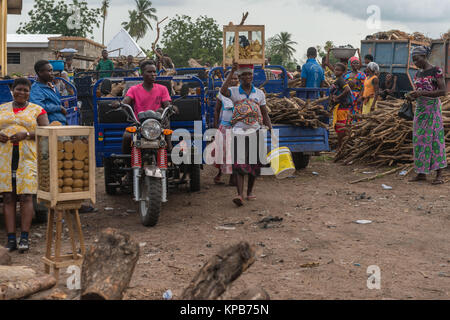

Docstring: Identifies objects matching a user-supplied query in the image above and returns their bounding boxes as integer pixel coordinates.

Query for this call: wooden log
[181,242,256,300]
[233,286,270,300]
[0,248,11,266]
[80,228,140,300]
[0,275,57,300]
[0,266,36,282]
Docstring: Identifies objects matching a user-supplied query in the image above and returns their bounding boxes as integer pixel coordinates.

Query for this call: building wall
[49,38,104,70]
[6,47,54,76]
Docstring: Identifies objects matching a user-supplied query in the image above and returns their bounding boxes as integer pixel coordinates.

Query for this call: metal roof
[7,34,62,48]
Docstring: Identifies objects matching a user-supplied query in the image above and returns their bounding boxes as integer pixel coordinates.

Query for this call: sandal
[409,175,427,182]
[233,197,244,207]
[432,179,445,185]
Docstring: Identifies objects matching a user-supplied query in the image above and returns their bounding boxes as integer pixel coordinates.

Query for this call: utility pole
[0,0,23,77]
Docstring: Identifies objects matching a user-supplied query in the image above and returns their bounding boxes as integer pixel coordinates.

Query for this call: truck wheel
[139,176,162,227]
[292,153,310,170]
[104,158,117,195]
[189,164,201,192]
[33,196,48,223]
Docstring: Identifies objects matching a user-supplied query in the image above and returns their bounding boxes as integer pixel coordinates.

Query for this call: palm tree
[101,0,110,45]
[271,32,298,63]
[121,0,158,42]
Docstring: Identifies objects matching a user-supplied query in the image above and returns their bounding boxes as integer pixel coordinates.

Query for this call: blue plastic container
[49,60,65,72]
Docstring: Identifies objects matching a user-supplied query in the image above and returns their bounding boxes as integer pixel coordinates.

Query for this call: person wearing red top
[114,60,172,155]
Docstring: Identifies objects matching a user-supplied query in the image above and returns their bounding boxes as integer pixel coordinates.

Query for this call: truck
[360,39,431,97]
[207,65,330,169]
[430,39,450,92]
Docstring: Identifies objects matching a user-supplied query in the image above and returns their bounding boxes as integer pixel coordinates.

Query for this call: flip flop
[432,179,445,185]
[233,197,244,207]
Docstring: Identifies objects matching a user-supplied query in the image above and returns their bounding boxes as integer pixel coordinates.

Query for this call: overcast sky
[7,0,450,64]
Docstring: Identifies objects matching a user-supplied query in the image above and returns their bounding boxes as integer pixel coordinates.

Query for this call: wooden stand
[42,201,86,281]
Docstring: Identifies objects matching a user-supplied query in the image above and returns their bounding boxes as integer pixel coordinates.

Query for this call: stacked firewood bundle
[266,96,331,128]
[365,30,432,44]
[335,95,450,166]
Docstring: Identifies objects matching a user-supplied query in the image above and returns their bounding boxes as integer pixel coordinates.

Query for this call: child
[330,63,353,149]
[362,62,380,114]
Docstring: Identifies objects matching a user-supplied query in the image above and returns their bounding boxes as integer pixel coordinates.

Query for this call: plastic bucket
[49,60,65,72]
[267,147,295,179]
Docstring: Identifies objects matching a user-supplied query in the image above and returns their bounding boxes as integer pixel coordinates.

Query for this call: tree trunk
[0,274,56,300]
[0,248,11,266]
[80,228,140,300]
[102,17,105,45]
[181,242,256,300]
[234,286,270,300]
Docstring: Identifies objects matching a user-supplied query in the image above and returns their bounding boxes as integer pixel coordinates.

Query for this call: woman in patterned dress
[0,78,49,252]
[343,57,366,116]
[408,46,447,184]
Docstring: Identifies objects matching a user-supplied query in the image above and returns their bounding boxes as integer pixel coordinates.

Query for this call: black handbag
[398,100,414,121]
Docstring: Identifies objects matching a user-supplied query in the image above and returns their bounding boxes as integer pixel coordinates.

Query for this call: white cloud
[6,0,450,65]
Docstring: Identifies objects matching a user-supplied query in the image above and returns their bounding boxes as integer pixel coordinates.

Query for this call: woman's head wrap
[412,46,432,58]
[349,56,360,64]
[367,62,380,73]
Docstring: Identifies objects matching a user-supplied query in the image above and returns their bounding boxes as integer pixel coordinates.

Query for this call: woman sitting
[0,78,49,252]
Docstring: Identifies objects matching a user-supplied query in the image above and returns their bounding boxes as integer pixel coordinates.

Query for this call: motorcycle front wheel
[139,176,162,227]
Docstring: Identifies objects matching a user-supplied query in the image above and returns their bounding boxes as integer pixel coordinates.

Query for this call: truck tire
[33,196,48,223]
[139,176,162,227]
[104,158,117,195]
[292,153,310,170]
[190,164,201,192]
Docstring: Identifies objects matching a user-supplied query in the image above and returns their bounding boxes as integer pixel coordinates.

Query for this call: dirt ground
[3,154,450,300]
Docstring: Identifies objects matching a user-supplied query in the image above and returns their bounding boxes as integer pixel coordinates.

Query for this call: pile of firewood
[365,30,432,44]
[266,96,330,128]
[335,95,450,167]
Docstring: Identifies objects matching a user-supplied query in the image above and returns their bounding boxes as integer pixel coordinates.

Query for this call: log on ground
[181,242,256,300]
[80,228,140,300]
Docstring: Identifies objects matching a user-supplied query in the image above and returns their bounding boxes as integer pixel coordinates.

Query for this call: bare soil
[3,155,450,300]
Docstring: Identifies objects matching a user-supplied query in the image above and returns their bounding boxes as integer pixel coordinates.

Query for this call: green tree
[316,40,338,64]
[269,32,297,62]
[161,15,222,67]
[122,0,158,42]
[101,0,110,45]
[17,0,101,38]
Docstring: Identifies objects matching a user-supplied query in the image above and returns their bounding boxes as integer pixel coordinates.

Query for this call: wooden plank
[44,209,54,274]
[64,210,78,260]
[57,191,91,202]
[74,210,86,255]
[54,210,63,280]
[49,130,58,208]
[89,131,96,205]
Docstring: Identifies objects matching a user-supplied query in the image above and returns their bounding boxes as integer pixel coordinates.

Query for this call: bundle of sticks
[335,95,450,167]
[365,30,432,44]
[266,96,331,128]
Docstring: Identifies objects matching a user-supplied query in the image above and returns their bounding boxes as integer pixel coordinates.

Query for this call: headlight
[141,119,161,140]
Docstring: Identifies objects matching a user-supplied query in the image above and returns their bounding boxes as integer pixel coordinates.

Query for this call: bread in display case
[36,126,96,208]
[223,24,265,66]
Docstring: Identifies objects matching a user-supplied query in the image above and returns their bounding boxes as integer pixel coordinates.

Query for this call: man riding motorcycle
[113,60,173,154]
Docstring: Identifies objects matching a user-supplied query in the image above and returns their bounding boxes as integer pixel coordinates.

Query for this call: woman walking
[344,57,366,116]
[220,63,273,207]
[408,46,447,184]
[0,78,49,252]
[213,71,239,186]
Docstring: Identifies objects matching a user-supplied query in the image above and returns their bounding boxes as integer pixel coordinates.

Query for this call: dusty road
[4,155,450,300]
